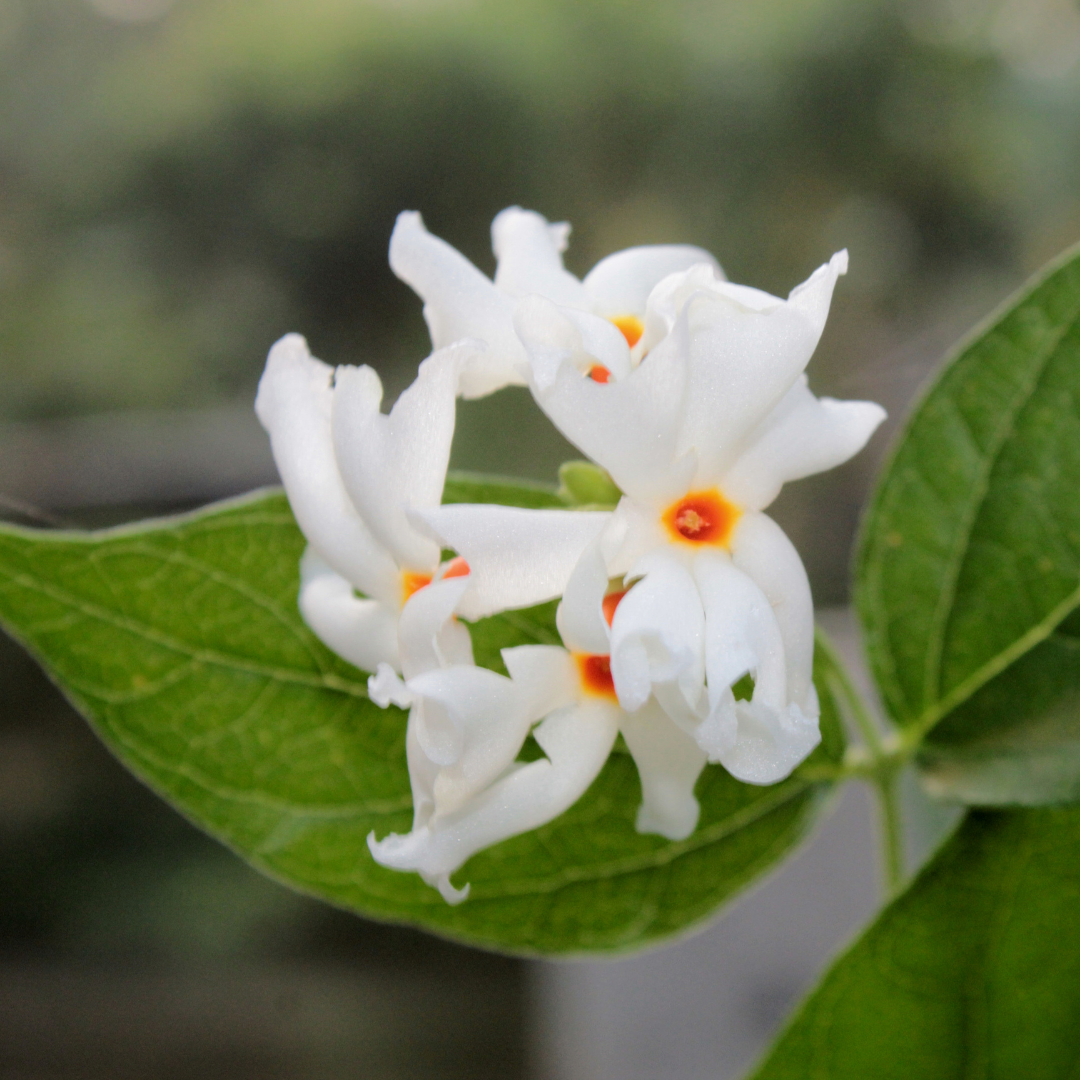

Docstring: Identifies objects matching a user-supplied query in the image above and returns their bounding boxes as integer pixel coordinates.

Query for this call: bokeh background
[1,0,1078,1075]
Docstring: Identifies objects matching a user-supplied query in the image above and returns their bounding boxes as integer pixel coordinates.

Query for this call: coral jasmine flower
[389,206,721,398]
[255,332,477,673]
[366,547,704,903]
[422,252,885,784]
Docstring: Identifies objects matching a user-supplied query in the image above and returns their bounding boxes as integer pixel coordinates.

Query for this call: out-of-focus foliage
[3,0,1080,425]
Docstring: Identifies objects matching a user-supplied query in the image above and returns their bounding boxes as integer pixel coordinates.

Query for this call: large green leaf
[917,611,1080,806]
[856,243,1080,738]
[0,477,844,956]
[750,805,1080,1079]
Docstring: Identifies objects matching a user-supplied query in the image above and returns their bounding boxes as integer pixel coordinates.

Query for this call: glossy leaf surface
[857,244,1080,736]
[918,610,1080,806]
[0,478,843,955]
[751,805,1080,1079]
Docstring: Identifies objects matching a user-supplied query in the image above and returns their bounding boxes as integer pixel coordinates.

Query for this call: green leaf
[750,805,1080,1079]
[917,615,1080,806]
[856,243,1080,739]
[0,483,843,956]
[556,460,622,509]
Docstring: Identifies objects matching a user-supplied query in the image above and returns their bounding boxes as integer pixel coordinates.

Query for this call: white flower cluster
[256,207,886,904]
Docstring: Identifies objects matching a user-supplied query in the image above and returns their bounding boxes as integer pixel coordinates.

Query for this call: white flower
[255,332,476,674]
[422,252,885,784]
[366,548,705,904]
[389,206,722,398]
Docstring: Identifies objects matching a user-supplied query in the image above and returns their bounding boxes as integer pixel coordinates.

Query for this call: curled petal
[398,575,473,681]
[721,375,887,510]
[413,504,611,620]
[518,298,691,506]
[332,344,471,572]
[389,211,524,398]
[720,697,821,785]
[501,644,580,721]
[514,295,631,388]
[583,246,723,320]
[255,334,398,604]
[492,207,587,307]
[692,549,820,782]
[555,538,611,655]
[369,663,413,709]
[729,511,815,712]
[643,252,849,485]
[609,547,705,717]
[406,665,533,816]
[298,549,400,673]
[619,699,707,841]
[368,700,619,903]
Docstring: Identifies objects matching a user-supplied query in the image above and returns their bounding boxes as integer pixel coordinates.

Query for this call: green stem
[874,767,906,898]
[815,630,885,755]
[812,629,908,897]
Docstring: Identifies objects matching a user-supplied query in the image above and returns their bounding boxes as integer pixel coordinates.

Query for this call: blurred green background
[2,0,1080,1075]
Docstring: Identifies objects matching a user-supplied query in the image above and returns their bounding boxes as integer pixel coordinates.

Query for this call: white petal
[407,664,533,816]
[501,644,580,721]
[491,207,588,307]
[555,538,611,655]
[398,575,473,681]
[600,495,679,579]
[297,548,400,673]
[609,547,705,716]
[729,511,815,711]
[583,246,723,319]
[404,705,440,830]
[720,697,821,785]
[691,548,820,781]
[694,548,788,714]
[517,298,692,506]
[619,699,707,841]
[643,252,848,485]
[389,211,525,398]
[255,334,399,604]
[513,295,631,388]
[413,504,611,620]
[369,662,412,709]
[332,344,470,572]
[721,375,887,510]
[367,700,619,898]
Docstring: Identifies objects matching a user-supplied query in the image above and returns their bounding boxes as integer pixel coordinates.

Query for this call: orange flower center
[610,314,644,348]
[589,364,612,383]
[401,571,433,603]
[574,653,617,701]
[602,588,627,627]
[401,557,470,604]
[662,489,741,547]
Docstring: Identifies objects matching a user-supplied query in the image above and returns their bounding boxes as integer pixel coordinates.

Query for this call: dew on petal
[401,570,433,603]
[574,653,618,700]
[662,489,741,547]
[610,314,644,348]
[602,588,627,627]
[588,364,612,383]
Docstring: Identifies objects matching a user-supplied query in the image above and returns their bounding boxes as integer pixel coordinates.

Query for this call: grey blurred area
[0,0,1070,1074]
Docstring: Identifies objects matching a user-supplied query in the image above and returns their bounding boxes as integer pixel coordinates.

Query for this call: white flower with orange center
[421,251,886,785]
[389,206,721,398]
[367,548,706,903]
[255,332,477,675]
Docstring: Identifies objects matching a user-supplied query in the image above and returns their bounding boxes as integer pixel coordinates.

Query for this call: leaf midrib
[921,303,1080,716]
